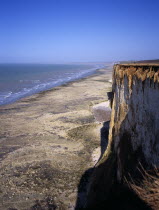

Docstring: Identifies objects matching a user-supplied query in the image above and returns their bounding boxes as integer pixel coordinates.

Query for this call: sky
[0,0,159,63]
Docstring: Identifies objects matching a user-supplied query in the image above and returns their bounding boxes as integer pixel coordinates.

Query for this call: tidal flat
[0,66,112,209]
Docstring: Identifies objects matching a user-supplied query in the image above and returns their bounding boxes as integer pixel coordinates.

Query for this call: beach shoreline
[0,67,98,107]
[0,64,106,107]
[0,65,112,209]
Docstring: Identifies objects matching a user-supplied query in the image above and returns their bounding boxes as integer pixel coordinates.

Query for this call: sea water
[0,63,103,105]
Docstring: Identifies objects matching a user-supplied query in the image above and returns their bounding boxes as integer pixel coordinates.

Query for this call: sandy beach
[0,65,112,209]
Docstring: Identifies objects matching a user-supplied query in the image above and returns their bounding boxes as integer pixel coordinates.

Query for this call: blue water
[0,63,103,105]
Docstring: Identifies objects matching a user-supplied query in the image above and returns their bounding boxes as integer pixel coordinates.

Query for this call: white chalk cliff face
[109,64,159,181]
[86,64,159,209]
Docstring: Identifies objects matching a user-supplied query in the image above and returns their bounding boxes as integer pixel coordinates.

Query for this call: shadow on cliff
[75,121,110,209]
[75,118,152,209]
[100,121,109,160]
[83,120,152,209]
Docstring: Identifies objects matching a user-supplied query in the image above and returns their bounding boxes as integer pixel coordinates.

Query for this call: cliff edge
[86,64,159,209]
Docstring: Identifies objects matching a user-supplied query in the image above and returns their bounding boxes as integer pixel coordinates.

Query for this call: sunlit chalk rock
[92,101,111,123]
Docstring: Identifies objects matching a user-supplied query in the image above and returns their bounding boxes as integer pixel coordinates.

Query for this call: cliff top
[114,63,159,83]
[116,63,159,67]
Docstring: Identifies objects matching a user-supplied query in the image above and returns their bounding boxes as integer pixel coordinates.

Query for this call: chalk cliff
[86,64,159,209]
[110,64,159,181]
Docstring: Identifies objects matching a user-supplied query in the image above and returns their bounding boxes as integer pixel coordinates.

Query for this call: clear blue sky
[0,0,159,63]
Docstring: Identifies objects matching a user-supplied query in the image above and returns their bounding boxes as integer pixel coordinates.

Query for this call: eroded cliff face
[86,64,159,209]
[110,64,159,181]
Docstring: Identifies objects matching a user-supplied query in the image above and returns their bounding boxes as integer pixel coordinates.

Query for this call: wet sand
[0,65,112,209]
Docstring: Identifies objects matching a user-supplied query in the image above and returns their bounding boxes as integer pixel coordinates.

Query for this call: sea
[0,63,104,106]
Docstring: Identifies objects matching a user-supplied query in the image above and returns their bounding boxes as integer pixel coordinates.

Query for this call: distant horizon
[0,58,159,65]
[0,61,112,65]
